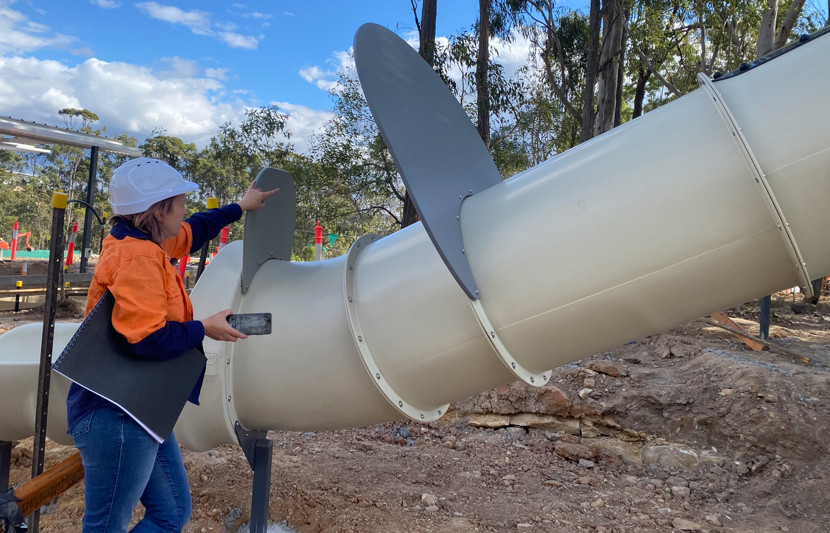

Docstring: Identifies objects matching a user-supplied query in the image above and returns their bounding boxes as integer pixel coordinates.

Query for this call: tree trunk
[756,0,778,57]
[632,66,650,119]
[418,0,438,67]
[774,0,806,49]
[613,9,628,128]
[594,0,624,136]
[401,193,419,228]
[580,0,601,142]
[476,0,491,149]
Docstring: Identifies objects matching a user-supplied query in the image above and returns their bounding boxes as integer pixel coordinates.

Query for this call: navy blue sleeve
[128,320,206,360]
[186,204,243,253]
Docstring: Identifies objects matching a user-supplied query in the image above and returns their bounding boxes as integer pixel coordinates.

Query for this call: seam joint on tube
[697,74,814,297]
[469,299,550,387]
[343,234,449,421]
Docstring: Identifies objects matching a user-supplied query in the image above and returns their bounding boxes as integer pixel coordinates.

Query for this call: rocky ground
[2,260,829,532]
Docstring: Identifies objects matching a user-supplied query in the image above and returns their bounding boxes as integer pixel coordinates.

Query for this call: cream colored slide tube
[0,33,827,451]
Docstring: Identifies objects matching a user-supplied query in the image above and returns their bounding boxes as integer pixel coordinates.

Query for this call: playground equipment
[0,22,828,455]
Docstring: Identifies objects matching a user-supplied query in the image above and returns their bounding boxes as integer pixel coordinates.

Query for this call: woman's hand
[237,181,279,212]
[201,309,248,342]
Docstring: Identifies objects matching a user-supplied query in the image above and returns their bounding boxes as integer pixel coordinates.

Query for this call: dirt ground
[2,259,829,532]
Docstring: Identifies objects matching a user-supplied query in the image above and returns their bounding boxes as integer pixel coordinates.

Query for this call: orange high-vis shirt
[86,222,194,344]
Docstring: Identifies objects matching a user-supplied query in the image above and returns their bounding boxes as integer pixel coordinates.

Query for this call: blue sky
[0,0,531,154]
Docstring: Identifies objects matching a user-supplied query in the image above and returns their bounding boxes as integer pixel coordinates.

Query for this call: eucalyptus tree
[521,4,593,147]
[310,66,404,237]
[140,131,198,174]
[47,108,101,228]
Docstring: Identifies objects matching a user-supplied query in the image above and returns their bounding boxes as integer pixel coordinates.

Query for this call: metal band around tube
[343,234,449,422]
[699,74,813,296]
[469,299,550,387]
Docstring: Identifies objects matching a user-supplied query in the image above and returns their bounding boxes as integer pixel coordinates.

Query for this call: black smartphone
[226,313,272,335]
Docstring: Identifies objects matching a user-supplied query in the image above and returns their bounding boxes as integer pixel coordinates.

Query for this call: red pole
[219,226,230,251]
[10,220,18,260]
[314,221,323,244]
[178,255,188,278]
[314,220,323,261]
[65,221,79,266]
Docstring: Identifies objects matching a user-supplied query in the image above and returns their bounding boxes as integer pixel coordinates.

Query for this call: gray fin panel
[353,23,502,300]
[241,168,296,293]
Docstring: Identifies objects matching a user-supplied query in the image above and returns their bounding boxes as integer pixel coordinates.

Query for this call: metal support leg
[1,441,10,491]
[29,193,66,533]
[760,295,771,340]
[234,422,273,533]
[1,441,27,533]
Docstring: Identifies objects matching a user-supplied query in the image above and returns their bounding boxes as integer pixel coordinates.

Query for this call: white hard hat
[110,158,199,215]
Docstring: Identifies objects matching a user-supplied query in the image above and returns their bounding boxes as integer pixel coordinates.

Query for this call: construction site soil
[2,259,829,532]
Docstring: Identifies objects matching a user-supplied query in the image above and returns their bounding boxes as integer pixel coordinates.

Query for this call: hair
[112,196,177,244]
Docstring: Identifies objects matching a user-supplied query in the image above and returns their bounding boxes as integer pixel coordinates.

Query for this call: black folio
[52,290,205,443]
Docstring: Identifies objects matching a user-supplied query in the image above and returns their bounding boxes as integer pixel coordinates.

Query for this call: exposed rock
[587,361,629,377]
[672,517,702,530]
[669,343,698,358]
[576,418,598,438]
[509,413,580,435]
[578,388,594,399]
[590,439,643,468]
[704,514,722,526]
[643,444,700,469]
[454,382,571,417]
[698,449,724,466]
[466,414,510,428]
[666,475,688,487]
[671,486,691,498]
[554,441,595,462]
[421,493,438,506]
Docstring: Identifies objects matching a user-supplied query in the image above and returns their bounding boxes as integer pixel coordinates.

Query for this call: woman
[66,157,278,532]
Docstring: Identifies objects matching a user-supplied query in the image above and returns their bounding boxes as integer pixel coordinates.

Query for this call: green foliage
[310,64,405,241]
[2,0,827,259]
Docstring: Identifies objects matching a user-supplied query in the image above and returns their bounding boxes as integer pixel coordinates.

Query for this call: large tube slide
[1,28,828,452]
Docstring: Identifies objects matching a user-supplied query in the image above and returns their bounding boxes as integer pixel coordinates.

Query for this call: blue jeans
[70,406,192,532]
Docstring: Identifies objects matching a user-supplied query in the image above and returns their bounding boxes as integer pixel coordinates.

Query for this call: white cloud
[298,65,338,91]
[232,7,272,20]
[299,49,354,93]
[491,33,532,79]
[135,1,260,49]
[135,2,212,35]
[0,4,75,54]
[273,101,331,155]
[90,0,120,8]
[204,67,229,81]
[159,56,201,78]
[215,21,238,32]
[0,55,244,148]
[219,32,259,50]
[332,49,354,72]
